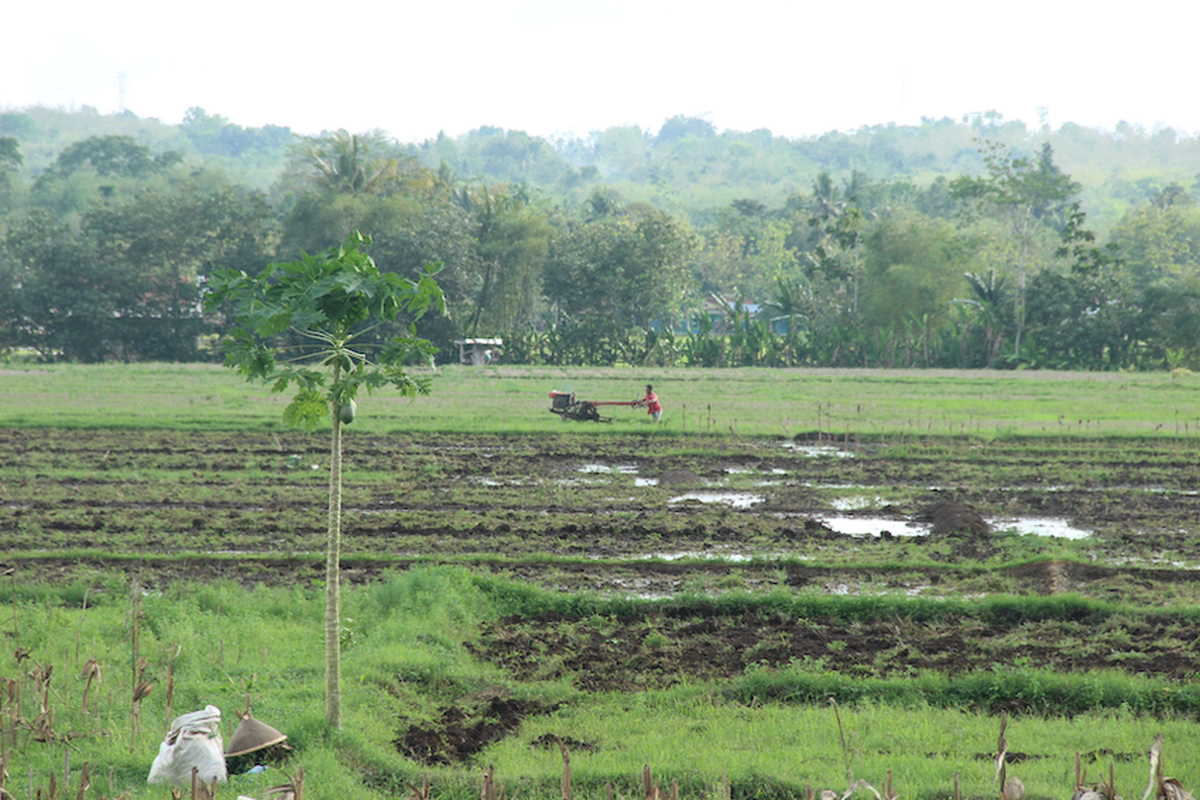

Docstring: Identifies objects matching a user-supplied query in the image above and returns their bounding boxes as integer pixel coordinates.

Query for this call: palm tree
[808,171,873,320]
[303,130,397,195]
[764,276,807,366]
[955,270,1010,366]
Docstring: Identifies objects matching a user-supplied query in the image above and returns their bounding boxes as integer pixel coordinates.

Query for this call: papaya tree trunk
[325,402,343,728]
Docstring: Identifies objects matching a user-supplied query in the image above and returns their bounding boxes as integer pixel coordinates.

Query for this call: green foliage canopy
[204,230,446,428]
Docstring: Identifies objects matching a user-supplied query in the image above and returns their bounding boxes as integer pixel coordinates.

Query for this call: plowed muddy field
[5,426,1200,670]
[4,428,1200,594]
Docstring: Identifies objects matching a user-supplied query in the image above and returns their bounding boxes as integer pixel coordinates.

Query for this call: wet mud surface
[3,428,1199,593]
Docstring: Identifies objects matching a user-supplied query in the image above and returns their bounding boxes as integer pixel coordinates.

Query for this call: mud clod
[919,501,990,537]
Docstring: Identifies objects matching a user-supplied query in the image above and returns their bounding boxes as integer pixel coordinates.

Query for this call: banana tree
[204,231,444,728]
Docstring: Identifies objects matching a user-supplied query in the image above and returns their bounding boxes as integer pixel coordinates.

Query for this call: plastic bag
[147,705,228,786]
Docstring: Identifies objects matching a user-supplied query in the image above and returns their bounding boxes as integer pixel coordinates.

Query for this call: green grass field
[2,362,1199,437]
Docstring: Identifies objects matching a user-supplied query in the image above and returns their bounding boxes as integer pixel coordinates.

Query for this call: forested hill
[4,105,1200,226]
[411,115,1200,229]
[3,104,1200,373]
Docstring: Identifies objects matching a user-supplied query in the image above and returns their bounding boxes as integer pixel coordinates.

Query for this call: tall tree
[950,141,1080,359]
[0,137,21,213]
[861,214,967,336]
[1,209,101,360]
[204,232,444,729]
[468,187,552,336]
[1108,185,1200,292]
[283,134,482,358]
[83,185,276,360]
[545,208,696,333]
[45,134,181,179]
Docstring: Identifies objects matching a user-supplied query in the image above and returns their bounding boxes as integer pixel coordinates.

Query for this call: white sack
[147,704,228,786]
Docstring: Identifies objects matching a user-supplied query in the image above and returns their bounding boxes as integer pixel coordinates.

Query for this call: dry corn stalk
[28,660,57,742]
[881,770,898,800]
[842,778,882,800]
[31,706,54,743]
[830,698,853,787]
[164,644,180,730]
[643,765,659,800]
[190,765,217,800]
[482,764,509,800]
[80,660,101,715]
[406,776,432,800]
[3,678,18,753]
[1075,752,1120,800]
[74,763,90,800]
[1099,763,1122,800]
[560,738,571,800]
[1,748,12,800]
[263,765,306,800]
[1074,753,1090,800]
[995,712,1024,800]
[1143,735,1194,800]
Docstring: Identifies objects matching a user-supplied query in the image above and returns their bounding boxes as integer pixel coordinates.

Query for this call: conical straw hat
[226,715,287,756]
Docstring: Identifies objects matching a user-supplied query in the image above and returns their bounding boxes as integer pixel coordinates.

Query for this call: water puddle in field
[557,477,611,486]
[469,477,509,487]
[988,516,1092,540]
[643,549,760,562]
[577,463,638,474]
[821,516,929,537]
[635,478,659,487]
[830,494,887,511]
[816,515,1092,539]
[807,482,873,490]
[668,492,765,509]
[780,442,857,458]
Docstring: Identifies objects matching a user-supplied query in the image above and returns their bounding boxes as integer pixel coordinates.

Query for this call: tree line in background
[1,105,1199,370]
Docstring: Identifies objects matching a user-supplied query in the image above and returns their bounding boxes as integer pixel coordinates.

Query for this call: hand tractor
[548,390,639,422]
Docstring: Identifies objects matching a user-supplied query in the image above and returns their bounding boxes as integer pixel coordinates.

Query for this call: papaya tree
[204,231,444,728]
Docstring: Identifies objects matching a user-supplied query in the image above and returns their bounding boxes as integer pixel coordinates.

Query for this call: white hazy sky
[3,0,1196,143]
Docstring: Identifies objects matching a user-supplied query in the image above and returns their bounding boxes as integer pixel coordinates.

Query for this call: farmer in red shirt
[637,384,663,422]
